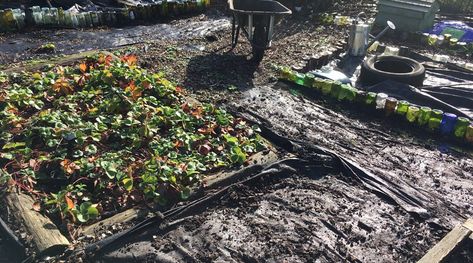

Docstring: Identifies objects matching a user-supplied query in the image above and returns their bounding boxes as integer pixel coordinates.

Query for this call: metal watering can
[348,12,396,57]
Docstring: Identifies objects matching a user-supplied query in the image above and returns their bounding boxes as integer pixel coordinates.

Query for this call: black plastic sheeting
[78,113,437,261]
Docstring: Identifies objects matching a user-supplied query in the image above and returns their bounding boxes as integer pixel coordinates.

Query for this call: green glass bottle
[355,90,367,104]
[294,73,305,86]
[454,117,470,139]
[427,109,443,131]
[406,106,420,123]
[466,125,473,144]
[312,78,324,91]
[395,100,409,116]
[384,97,398,115]
[417,106,432,126]
[278,66,291,81]
[341,85,356,102]
[365,92,377,106]
[320,80,333,95]
[304,73,315,88]
[330,81,342,99]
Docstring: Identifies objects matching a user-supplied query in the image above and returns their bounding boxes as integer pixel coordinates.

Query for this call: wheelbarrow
[228,0,291,61]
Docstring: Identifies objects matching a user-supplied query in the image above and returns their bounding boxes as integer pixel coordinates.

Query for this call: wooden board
[82,208,148,236]
[418,219,473,263]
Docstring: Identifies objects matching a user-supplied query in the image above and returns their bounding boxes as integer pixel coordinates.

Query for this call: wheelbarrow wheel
[252,24,267,63]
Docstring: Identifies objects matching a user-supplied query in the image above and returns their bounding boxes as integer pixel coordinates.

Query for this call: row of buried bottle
[277,66,473,144]
[423,33,472,53]
[0,0,209,31]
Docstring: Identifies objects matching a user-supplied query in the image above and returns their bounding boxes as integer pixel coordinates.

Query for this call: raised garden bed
[0,52,276,259]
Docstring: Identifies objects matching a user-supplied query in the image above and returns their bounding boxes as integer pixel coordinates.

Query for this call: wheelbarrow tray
[228,0,292,15]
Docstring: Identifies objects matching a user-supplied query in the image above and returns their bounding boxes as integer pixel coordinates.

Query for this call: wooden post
[6,193,70,255]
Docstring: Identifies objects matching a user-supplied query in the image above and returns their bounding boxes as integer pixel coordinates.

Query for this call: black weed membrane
[74,111,455,262]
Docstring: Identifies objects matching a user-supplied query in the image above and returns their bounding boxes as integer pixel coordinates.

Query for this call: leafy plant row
[0,54,266,224]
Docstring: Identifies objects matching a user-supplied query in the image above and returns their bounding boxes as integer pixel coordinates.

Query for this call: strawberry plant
[0,54,267,225]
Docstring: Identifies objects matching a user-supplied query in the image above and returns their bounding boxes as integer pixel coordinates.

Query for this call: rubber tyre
[359,55,426,87]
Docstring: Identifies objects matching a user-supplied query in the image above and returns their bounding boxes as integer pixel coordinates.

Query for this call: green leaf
[122,177,133,191]
[2,142,26,150]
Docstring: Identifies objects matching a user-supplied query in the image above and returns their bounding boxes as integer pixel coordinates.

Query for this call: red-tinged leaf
[121,54,137,66]
[32,201,41,212]
[175,86,184,93]
[65,196,75,210]
[198,144,212,156]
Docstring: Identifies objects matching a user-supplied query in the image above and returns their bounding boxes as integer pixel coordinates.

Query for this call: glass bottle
[384,97,397,115]
[395,100,409,116]
[417,106,432,126]
[375,93,388,109]
[294,73,305,86]
[279,67,293,81]
[355,90,367,104]
[440,113,458,135]
[466,125,473,144]
[330,82,342,99]
[366,92,377,106]
[320,80,333,95]
[427,109,444,131]
[304,73,315,88]
[406,106,420,123]
[454,117,469,139]
[427,34,438,46]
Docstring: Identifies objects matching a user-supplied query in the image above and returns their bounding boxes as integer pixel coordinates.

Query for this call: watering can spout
[367,20,396,51]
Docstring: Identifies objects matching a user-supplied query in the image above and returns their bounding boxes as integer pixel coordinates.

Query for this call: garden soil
[1,4,473,263]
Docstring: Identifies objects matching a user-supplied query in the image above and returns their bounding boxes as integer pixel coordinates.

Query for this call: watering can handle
[356,12,367,22]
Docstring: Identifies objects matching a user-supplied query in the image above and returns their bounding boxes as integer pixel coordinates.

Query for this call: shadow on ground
[184,52,259,92]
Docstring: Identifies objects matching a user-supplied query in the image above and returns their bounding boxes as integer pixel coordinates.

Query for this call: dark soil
[445,238,473,263]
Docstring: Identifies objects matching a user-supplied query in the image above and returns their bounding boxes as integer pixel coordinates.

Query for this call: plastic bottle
[50,7,59,26]
[428,109,444,131]
[384,97,398,115]
[64,11,73,27]
[57,8,65,26]
[454,117,469,139]
[0,10,6,31]
[375,93,388,109]
[406,106,420,123]
[32,6,43,26]
[417,106,432,126]
[440,113,458,135]
[3,9,15,31]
